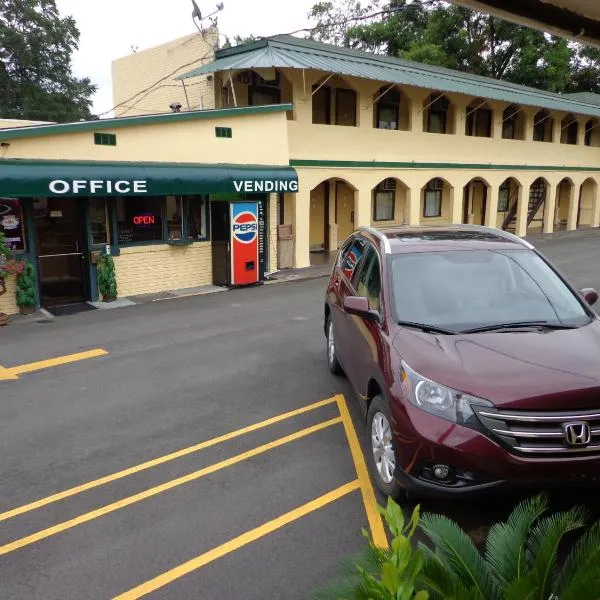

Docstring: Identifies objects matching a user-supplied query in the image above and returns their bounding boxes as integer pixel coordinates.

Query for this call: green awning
[0,159,298,197]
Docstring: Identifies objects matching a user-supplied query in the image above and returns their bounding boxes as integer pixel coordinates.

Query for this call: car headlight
[401,360,493,426]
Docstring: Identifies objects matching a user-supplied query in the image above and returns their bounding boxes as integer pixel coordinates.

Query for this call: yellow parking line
[0,396,337,523]
[113,480,361,600]
[0,349,108,381]
[336,394,389,549]
[0,417,342,557]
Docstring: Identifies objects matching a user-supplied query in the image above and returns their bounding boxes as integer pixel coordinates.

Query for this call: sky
[55,0,316,116]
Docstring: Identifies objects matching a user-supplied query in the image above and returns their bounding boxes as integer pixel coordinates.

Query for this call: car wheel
[326,314,343,376]
[366,394,404,500]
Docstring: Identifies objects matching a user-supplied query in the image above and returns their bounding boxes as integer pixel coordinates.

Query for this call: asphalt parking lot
[1,228,599,599]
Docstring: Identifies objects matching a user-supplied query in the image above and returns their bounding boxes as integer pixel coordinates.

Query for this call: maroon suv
[324,225,600,498]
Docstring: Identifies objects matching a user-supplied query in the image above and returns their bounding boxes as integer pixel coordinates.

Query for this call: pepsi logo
[232,211,258,244]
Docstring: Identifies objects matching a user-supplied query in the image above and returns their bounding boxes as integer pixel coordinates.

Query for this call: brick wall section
[0,276,18,315]
[113,243,213,297]
[111,29,217,118]
[268,192,278,272]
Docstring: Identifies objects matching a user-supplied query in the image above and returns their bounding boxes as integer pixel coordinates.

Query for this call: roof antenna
[191,1,224,32]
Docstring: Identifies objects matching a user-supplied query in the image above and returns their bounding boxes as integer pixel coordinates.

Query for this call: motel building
[1,32,600,315]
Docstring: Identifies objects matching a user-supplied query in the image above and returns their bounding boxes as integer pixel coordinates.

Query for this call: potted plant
[16,260,36,314]
[97,253,118,302]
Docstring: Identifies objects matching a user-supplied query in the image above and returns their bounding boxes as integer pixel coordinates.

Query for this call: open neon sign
[133,212,155,226]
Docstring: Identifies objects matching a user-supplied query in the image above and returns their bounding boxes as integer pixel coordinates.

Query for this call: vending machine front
[230,202,259,286]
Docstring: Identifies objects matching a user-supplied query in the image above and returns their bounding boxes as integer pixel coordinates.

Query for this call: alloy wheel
[371,411,395,484]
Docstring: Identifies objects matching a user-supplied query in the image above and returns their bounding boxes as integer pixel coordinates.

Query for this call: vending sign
[230,202,259,286]
[0,198,25,251]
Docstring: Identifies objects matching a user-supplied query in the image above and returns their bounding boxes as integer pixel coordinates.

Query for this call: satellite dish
[191,0,202,21]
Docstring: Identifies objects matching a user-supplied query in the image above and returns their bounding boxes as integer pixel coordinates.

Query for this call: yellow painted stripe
[0,364,19,381]
[336,394,389,549]
[0,417,342,556]
[7,349,109,377]
[0,396,337,523]
[113,480,361,599]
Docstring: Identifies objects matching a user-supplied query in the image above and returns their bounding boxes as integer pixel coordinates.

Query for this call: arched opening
[371,178,408,225]
[423,93,454,134]
[421,178,453,224]
[462,178,489,225]
[309,178,357,261]
[502,105,525,140]
[312,75,357,126]
[560,114,579,145]
[373,86,410,131]
[578,178,599,228]
[499,177,522,231]
[533,110,553,142]
[584,119,600,147]
[526,178,549,234]
[554,178,574,230]
[466,99,493,137]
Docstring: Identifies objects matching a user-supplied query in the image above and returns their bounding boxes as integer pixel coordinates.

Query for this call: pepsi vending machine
[211,201,265,287]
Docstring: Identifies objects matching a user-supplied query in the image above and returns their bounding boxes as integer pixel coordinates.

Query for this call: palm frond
[559,561,600,600]
[310,545,392,600]
[526,506,588,600]
[485,493,548,586]
[418,550,481,600]
[420,512,499,600]
[557,520,600,598]
[503,572,539,600]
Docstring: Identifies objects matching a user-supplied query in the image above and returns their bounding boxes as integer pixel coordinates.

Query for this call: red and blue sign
[230,202,259,285]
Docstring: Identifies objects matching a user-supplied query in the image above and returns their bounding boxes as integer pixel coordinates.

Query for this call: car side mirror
[580,288,598,306]
[343,296,380,322]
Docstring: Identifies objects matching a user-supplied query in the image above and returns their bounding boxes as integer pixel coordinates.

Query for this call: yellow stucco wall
[0,276,18,316]
[113,242,212,297]
[3,111,291,166]
[0,119,54,129]
[309,183,326,250]
[111,30,217,117]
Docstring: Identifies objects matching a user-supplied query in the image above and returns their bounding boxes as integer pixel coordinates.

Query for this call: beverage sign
[230,202,259,286]
[0,198,25,251]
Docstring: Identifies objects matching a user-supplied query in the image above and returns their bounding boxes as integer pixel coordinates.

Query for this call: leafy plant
[16,260,36,307]
[418,492,600,600]
[97,253,117,301]
[312,496,429,600]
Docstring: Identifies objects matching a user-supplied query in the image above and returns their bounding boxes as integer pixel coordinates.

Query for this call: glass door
[34,198,87,307]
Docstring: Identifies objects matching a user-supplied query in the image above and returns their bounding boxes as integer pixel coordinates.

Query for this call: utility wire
[97,1,436,119]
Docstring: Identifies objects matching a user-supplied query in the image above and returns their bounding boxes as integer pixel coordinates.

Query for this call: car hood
[392,320,600,410]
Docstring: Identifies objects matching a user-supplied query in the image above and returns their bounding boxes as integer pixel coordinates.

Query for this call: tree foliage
[0,0,96,122]
[308,0,599,94]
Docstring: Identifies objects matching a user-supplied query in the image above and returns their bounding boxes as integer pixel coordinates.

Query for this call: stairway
[502,192,546,232]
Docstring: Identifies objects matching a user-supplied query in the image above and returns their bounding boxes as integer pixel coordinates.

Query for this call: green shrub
[97,253,117,301]
[16,261,36,307]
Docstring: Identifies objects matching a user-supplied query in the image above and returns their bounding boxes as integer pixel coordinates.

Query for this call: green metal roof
[0,104,292,141]
[181,35,600,118]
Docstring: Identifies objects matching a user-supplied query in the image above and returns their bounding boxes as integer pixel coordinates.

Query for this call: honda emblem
[562,422,591,446]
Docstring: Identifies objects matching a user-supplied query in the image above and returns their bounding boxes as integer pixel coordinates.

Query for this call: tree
[0,0,96,122]
[221,34,260,49]
[307,0,585,94]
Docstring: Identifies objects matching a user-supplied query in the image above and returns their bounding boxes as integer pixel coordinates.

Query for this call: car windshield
[389,249,590,333]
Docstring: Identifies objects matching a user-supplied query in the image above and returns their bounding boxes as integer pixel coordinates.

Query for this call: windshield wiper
[459,321,578,334]
[397,320,456,335]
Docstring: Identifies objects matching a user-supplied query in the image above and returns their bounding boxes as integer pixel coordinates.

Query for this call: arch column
[567,182,579,231]
[293,186,311,268]
[354,186,371,229]
[543,182,557,234]
[515,185,528,237]
[407,186,420,225]
[484,183,499,228]
[449,186,461,224]
[328,180,338,250]
[593,188,600,228]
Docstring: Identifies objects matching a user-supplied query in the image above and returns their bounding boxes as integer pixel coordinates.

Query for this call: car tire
[326,314,343,376]
[366,394,405,501]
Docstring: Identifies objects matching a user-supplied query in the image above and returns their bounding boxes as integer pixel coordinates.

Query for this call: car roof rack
[358,224,534,251]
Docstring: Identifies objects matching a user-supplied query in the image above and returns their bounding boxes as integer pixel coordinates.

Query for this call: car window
[389,249,589,331]
[340,237,367,284]
[356,245,382,312]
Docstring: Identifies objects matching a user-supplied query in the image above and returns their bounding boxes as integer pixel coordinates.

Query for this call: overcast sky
[55,0,316,116]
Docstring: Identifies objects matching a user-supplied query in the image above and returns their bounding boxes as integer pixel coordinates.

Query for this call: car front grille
[473,406,600,457]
